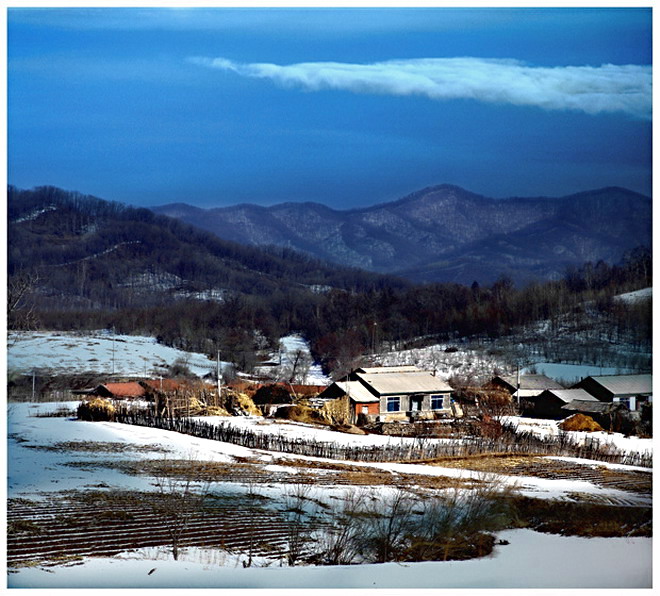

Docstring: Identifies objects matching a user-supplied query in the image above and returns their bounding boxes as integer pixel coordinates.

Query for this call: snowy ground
[9,528,652,589]
[5,402,653,588]
[370,342,511,382]
[7,331,331,386]
[500,415,653,459]
[7,330,225,378]
[254,333,331,385]
[615,287,652,303]
[194,415,458,448]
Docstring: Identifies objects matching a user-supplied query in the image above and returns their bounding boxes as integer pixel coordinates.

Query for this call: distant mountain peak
[152,184,651,285]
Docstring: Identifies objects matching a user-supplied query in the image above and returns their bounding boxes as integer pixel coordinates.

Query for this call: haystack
[559,413,604,432]
[233,392,263,416]
[77,398,116,421]
[274,404,332,426]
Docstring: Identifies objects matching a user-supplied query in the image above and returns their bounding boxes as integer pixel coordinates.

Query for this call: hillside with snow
[7,330,222,378]
[7,330,331,386]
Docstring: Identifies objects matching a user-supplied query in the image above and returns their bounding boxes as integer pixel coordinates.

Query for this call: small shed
[561,399,630,431]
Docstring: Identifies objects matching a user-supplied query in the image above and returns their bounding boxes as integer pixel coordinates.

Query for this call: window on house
[386,396,400,412]
[431,394,446,410]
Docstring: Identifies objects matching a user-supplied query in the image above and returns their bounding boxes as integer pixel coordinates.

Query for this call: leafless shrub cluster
[306,479,517,566]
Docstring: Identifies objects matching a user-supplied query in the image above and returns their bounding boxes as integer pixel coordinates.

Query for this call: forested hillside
[154,185,652,285]
[8,186,652,377]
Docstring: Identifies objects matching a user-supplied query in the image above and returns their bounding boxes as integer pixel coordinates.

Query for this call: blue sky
[7,6,652,209]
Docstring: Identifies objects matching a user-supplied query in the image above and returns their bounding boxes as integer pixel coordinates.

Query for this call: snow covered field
[6,402,653,588]
[7,330,224,378]
[615,287,652,303]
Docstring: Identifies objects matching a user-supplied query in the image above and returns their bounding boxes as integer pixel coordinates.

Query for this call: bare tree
[278,348,312,385]
[7,272,39,334]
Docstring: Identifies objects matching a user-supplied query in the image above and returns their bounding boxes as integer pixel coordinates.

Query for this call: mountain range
[8,186,405,314]
[153,184,652,285]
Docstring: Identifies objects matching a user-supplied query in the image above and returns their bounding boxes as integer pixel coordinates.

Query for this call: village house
[572,374,652,411]
[318,365,455,424]
[488,374,565,401]
[75,381,147,400]
[74,379,185,410]
[523,388,598,419]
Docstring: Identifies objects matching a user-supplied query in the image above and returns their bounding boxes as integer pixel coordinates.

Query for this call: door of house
[411,395,423,411]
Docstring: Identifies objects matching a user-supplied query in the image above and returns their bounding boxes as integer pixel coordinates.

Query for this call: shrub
[77,398,116,421]
[559,413,603,433]
[252,384,293,406]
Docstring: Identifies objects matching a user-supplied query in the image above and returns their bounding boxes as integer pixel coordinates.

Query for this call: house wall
[353,401,380,423]
[525,394,566,419]
[378,392,452,422]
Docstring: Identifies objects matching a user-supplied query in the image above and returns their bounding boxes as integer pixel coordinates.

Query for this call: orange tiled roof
[102,382,146,398]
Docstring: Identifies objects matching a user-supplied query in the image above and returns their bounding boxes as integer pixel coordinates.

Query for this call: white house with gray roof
[318,365,455,423]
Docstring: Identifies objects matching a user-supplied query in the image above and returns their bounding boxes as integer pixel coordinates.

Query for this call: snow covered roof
[356,371,452,396]
[335,381,379,403]
[582,374,652,397]
[541,389,599,403]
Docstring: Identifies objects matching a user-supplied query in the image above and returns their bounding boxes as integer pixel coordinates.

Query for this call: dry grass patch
[426,453,543,473]
[282,458,476,490]
[30,441,170,454]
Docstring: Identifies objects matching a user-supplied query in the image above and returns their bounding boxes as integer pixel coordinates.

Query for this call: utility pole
[217,350,222,403]
[32,369,36,401]
[112,326,116,377]
[516,364,521,408]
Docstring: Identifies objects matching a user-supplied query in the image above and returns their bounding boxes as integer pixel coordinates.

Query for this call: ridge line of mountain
[150,183,650,286]
[153,184,650,215]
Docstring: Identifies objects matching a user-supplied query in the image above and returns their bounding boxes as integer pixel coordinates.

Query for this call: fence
[114,410,652,468]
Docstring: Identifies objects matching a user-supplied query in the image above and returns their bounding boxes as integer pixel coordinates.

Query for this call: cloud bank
[191,56,651,119]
